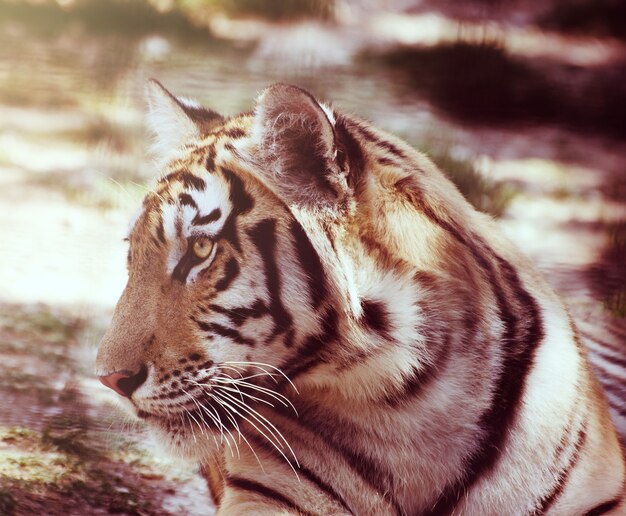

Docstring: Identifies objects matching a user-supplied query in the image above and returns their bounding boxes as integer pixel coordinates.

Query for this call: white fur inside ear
[320,102,336,125]
[145,80,200,159]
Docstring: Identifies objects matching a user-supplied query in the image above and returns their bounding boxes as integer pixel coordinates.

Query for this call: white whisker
[224,361,299,393]
[194,395,239,458]
[214,377,298,415]
[216,389,299,467]
[179,387,209,436]
[210,392,300,479]
[214,382,275,407]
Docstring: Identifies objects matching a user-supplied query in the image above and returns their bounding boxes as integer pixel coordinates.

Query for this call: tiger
[96,80,626,515]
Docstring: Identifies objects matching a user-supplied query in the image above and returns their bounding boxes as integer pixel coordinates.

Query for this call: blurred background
[0,0,625,514]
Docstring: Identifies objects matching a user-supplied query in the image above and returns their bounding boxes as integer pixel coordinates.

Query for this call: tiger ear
[145,79,222,158]
[252,83,350,210]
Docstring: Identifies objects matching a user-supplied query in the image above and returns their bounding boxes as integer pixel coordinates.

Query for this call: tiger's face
[96,81,353,458]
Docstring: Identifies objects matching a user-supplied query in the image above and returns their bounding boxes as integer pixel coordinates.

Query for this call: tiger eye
[192,237,213,259]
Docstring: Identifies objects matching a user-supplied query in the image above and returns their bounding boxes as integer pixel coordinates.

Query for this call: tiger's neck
[286,204,486,411]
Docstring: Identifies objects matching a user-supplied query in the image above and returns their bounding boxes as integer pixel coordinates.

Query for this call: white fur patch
[145,81,200,161]
[319,102,335,125]
[161,168,232,281]
[125,206,143,239]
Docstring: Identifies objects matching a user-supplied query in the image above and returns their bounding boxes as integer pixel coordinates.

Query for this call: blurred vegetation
[0,305,83,363]
[539,0,626,41]
[426,145,516,217]
[0,0,208,39]
[0,423,157,515]
[588,220,626,318]
[0,0,335,39]
[179,0,334,20]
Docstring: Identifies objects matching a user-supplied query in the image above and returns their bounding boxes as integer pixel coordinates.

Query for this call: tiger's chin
[145,415,223,462]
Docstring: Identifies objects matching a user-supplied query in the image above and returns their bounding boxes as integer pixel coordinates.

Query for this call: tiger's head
[95,81,352,456]
[96,81,469,459]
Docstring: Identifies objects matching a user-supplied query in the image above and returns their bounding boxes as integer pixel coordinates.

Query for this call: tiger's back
[96,82,625,515]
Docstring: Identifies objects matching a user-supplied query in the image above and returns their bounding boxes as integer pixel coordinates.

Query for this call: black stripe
[215,168,254,253]
[193,318,256,347]
[353,122,407,160]
[164,170,206,190]
[599,381,626,418]
[360,299,391,337]
[598,374,626,400]
[289,220,327,309]
[585,499,622,516]
[227,476,312,514]
[178,193,197,208]
[589,345,626,371]
[155,219,166,244]
[276,403,402,515]
[427,255,544,514]
[175,214,183,238]
[222,167,254,214]
[281,307,338,382]
[581,332,625,356]
[377,156,398,166]
[223,127,246,139]
[214,257,239,292]
[172,240,205,283]
[402,184,544,513]
[384,335,451,408]
[208,299,268,326]
[248,219,293,345]
[284,328,295,348]
[206,144,217,172]
[534,423,588,514]
[193,208,221,226]
[217,215,241,252]
[245,432,354,514]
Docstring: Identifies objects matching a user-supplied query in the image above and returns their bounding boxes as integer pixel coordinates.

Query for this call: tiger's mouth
[131,362,300,470]
[132,362,299,454]
[136,397,240,434]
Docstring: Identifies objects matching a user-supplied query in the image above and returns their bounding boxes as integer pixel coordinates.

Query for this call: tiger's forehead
[133,117,259,249]
[137,167,229,248]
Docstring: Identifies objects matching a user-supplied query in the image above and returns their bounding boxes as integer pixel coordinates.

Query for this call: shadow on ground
[372,41,626,139]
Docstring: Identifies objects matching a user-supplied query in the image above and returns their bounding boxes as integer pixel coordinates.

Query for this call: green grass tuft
[588,220,626,318]
[425,145,517,218]
[194,0,335,20]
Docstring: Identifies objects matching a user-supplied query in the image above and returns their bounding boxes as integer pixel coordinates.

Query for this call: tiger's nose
[98,366,148,398]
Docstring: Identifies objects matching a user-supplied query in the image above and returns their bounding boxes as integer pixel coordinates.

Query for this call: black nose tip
[99,365,148,398]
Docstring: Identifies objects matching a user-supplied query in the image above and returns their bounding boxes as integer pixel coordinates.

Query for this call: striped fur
[96,82,625,515]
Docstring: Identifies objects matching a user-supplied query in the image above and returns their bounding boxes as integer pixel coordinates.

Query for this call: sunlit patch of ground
[367,11,626,66]
[0,102,147,307]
